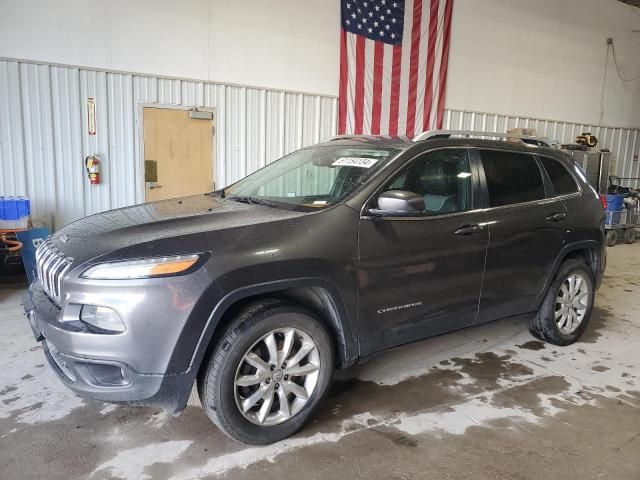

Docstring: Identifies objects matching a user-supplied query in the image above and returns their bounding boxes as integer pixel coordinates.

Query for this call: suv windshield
[222,145,399,210]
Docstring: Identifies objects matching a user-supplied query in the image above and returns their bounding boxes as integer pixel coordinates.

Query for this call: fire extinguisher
[85,154,102,185]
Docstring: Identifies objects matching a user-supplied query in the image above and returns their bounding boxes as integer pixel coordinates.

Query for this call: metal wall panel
[19,63,57,228]
[2,58,639,230]
[50,66,84,227]
[0,61,26,196]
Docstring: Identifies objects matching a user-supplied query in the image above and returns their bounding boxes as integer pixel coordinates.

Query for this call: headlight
[80,254,201,280]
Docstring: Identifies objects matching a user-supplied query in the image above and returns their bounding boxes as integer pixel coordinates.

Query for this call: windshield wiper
[228,196,274,207]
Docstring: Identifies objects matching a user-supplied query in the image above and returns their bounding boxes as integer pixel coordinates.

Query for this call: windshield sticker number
[332,157,378,169]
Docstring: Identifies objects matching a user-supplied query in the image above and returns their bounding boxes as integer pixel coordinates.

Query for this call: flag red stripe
[422,0,440,131]
[371,42,384,135]
[338,29,348,135]
[388,45,402,135]
[436,0,453,129]
[405,0,423,138]
[354,35,366,134]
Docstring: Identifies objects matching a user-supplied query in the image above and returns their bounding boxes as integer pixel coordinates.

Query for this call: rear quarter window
[539,156,579,196]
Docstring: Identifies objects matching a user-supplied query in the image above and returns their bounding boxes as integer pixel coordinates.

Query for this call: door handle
[546,212,566,222]
[454,224,483,236]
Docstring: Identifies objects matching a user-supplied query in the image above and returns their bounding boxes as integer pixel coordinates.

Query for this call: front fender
[186,277,358,375]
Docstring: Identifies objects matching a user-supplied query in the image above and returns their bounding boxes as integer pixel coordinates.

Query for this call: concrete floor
[1,245,639,480]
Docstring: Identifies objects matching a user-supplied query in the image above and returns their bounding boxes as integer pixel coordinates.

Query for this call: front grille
[35,238,74,304]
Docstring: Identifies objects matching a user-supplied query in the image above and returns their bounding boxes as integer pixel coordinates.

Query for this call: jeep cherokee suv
[24,132,606,444]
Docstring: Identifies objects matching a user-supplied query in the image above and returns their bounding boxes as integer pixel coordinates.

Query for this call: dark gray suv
[24,132,606,444]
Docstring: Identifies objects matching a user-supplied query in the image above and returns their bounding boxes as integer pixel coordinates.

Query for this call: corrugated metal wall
[0,59,338,230]
[1,59,639,230]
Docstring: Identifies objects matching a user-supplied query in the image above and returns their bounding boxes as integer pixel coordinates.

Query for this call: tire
[606,230,618,247]
[624,228,636,244]
[197,300,334,444]
[529,259,595,346]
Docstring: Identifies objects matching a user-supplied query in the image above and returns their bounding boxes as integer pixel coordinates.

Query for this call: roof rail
[413,129,552,147]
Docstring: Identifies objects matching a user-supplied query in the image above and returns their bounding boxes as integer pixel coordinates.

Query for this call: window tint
[381,149,472,215]
[480,150,545,207]
[539,156,579,196]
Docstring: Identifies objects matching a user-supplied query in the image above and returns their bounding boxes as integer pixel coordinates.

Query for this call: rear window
[480,150,545,207]
[539,156,579,196]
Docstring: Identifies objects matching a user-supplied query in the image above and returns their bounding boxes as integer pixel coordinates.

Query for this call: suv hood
[51,195,308,265]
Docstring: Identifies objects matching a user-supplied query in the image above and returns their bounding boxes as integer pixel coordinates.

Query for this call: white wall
[0,0,341,96]
[0,0,638,127]
[446,0,640,127]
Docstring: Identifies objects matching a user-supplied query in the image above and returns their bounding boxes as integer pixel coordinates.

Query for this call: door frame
[135,103,217,204]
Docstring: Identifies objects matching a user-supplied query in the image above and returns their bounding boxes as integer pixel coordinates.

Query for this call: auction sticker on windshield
[332,157,378,168]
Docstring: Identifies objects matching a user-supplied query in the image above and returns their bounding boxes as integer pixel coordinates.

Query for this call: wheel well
[197,286,352,381]
[562,247,598,278]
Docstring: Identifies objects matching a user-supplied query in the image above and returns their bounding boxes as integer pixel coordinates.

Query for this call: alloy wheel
[555,273,589,334]
[234,328,320,425]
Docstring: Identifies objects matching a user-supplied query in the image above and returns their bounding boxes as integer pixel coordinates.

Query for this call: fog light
[80,305,125,333]
[87,364,130,386]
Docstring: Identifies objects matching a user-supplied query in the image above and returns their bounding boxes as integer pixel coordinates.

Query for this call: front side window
[480,150,545,207]
[223,145,399,211]
[381,149,472,215]
[539,156,579,196]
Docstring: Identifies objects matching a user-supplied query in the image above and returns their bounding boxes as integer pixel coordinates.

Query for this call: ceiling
[618,0,640,8]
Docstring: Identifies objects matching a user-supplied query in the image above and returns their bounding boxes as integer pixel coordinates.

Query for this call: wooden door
[143,107,215,202]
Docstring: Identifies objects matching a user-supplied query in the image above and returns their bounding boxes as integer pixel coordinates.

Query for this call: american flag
[338,0,453,137]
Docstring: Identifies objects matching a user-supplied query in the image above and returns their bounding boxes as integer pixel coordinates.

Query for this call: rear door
[357,148,489,355]
[475,148,568,323]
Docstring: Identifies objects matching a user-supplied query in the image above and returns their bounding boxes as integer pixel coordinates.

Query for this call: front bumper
[22,272,212,413]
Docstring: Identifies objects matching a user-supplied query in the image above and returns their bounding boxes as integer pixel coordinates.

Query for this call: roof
[317,135,412,148]
[317,134,562,157]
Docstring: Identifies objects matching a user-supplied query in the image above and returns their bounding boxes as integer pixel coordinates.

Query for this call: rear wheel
[529,259,594,346]
[606,230,618,247]
[198,301,334,444]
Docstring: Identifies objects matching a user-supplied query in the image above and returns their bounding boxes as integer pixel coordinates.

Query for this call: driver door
[357,148,489,356]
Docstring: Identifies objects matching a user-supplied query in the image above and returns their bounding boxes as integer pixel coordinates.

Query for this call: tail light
[599,194,607,210]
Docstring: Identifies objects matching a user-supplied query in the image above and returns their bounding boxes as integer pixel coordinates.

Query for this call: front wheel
[624,228,636,244]
[529,259,594,346]
[198,301,334,444]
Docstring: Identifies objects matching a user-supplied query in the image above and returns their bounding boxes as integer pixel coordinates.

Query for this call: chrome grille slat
[55,261,73,299]
[35,238,74,305]
[43,249,58,295]
[49,256,64,298]
[35,246,43,286]
[40,250,52,293]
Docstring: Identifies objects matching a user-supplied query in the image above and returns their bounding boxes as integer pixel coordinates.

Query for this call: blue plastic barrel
[605,194,624,226]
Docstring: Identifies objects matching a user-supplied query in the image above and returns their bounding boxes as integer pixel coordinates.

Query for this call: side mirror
[368,190,425,217]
